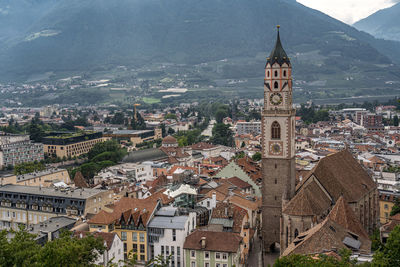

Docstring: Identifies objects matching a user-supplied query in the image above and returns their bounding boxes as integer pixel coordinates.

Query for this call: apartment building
[148,206,196,267]
[0,184,113,230]
[1,168,70,187]
[88,197,160,263]
[42,131,108,158]
[0,134,44,169]
[235,121,261,136]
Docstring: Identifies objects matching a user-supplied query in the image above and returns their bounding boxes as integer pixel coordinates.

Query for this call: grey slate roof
[122,148,169,163]
[209,218,234,228]
[155,206,178,217]
[30,216,76,235]
[148,215,188,230]
[0,184,104,199]
[112,130,153,135]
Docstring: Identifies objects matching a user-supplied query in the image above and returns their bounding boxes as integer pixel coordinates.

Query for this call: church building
[261,27,378,256]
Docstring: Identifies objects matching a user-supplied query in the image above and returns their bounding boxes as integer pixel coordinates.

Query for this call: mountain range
[354,2,400,42]
[1,0,400,85]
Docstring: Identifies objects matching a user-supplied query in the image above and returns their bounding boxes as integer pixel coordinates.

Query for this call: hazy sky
[297,0,400,24]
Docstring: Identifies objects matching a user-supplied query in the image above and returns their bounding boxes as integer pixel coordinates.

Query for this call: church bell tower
[261,26,296,252]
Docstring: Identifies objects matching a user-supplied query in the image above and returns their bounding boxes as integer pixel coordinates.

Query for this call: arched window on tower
[283,70,287,77]
[294,229,299,238]
[267,71,270,77]
[271,121,281,139]
[274,70,278,77]
[274,81,279,89]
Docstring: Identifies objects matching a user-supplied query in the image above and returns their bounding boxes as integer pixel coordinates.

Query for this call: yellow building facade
[379,193,397,224]
[88,197,159,263]
[1,168,70,187]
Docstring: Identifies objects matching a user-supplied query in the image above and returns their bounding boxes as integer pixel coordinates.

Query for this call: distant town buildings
[0,133,44,169]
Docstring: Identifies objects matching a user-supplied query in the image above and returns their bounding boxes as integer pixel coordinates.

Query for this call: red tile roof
[183,230,242,252]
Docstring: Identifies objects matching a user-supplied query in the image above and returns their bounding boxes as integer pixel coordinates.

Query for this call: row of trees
[296,105,330,124]
[0,228,105,266]
[13,161,45,175]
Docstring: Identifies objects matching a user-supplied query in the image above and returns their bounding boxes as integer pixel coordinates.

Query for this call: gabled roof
[183,230,242,253]
[89,197,158,227]
[210,202,248,233]
[227,177,252,190]
[283,178,332,216]
[298,150,376,202]
[328,196,369,239]
[282,195,371,256]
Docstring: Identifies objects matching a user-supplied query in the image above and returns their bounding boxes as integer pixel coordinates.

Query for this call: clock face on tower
[270,93,283,106]
[269,142,282,155]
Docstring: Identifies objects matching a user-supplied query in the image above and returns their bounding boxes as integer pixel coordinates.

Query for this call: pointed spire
[267,25,291,66]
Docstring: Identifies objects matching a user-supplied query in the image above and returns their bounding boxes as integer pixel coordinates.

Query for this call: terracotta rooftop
[283,178,332,216]
[298,150,376,203]
[227,177,252,190]
[162,135,177,144]
[282,196,371,256]
[328,196,369,239]
[89,197,158,226]
[211,202,248,233]
[183,230,242,253]
[191,142,217,150]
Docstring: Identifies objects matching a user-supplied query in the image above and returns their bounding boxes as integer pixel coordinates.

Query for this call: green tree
[14,162,45,175]
[275,248,357,267]
[371,228,383,251]
[167,127,175,135]
[252,152,262,161]
[88,140,121,161]
[29,119,45,142]
[215,109,228,123]
[210,123,233,146]
[390,198,400,217]
[373,225,400,266]
[110,112,125,125]
[394,115,399,126]
[0,226,40,266]
[164,113,177,120]
[38,231,105,266]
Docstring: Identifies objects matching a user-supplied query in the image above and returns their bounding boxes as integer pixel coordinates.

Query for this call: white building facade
[148,207,196,267]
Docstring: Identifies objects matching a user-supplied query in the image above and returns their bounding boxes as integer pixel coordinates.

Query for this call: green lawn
[143,97,161,104]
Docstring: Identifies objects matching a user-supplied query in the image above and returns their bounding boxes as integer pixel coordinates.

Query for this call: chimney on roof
[201,237,206,249]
